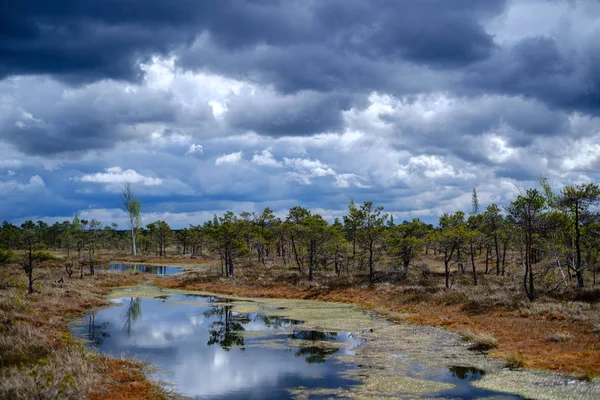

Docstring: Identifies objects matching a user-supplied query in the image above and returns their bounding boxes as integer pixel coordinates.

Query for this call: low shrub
[462,330,498,351]
[504,352,526,369]
[546,331,574,342]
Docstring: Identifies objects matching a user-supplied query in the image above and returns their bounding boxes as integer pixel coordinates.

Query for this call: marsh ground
[0,258,169,399]
[158,254,600,378]
[1,250,599,399]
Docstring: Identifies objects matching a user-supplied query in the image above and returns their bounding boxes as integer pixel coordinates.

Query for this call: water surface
[105,263,183,275]
[71,292,361,399]
[70,288,564,399]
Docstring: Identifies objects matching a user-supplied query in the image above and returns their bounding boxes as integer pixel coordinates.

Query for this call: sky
[1,0,600,228]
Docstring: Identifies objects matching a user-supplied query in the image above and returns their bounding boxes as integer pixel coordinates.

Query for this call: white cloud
[78,167,163,186]
[185,143,204,156]
[42,159,61,171]
[394,155,476,182]
[251,149,282,167]
[0,175,45,191]
[29,175,45,186]
[215,151,243,166]
[283,157,336,177]
[0,159,22,168]
[561,137,600,171]
[409,155,458,179]
[334,173,370,189]
[282,157,336,185]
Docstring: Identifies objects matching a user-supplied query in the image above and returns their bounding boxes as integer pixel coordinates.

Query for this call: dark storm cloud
[380,94,570,159]
[464,35,600,115]
[0,77,203,155]
[2,0,504,84]
[226,91,354,136]
[179,0,506,93]
[0,0,316,82]
[326,0,502,67]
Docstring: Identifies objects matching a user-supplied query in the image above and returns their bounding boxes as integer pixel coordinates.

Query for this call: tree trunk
[131,224,137,256]
[368,238,374,283]
[525,232,535,301]
[445,256,450,289]
[470,242,477,286]
[308,240,314,281]
[501,242,508,276]
[574,205,584,288]
[89,248,95,276]
[457,247,464,274]
[291,235,302,273]
[27,269,34,294]
[444,247,456,289]
[494,234,500,276]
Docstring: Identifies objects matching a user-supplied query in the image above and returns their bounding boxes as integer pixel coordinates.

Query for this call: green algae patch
[108,286,178,300]
[472,370,600,400]
[230,303,264,314]
[258,300,382,332]
[289,372,455,399]
[238,330,290,339]
[290,339,353,350]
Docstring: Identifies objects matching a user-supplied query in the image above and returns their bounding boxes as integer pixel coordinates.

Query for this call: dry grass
[1,347,97,399]
[0,260,168,399]
[546,331,574,342]
[503,352,527,369]
[462,330,499,351]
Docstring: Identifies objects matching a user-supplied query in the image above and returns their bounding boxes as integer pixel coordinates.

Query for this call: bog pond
[70,286,600,399]
[104,263,184,275]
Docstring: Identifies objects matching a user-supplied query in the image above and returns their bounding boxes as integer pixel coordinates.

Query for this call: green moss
[473,370,600,400]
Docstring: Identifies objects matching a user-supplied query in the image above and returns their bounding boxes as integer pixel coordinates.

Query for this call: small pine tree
[471,188,479,215]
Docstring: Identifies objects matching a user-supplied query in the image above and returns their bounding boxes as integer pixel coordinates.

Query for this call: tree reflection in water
[448,365,486,380]
[123,297,142,336]
[290,331,340,364]
[204,305,249,351]
[257,314,301,329]
[202,305,343,364]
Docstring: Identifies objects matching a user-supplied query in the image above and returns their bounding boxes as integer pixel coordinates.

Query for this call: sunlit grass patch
[504,352,526,369]
[462,330,498,351]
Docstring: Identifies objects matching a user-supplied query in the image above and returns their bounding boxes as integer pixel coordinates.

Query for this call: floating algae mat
[70,286,600,399]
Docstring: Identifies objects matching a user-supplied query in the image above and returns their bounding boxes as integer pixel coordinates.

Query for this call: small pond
[70,287,597,399]
[105,263,183,275]
[71,292,362,399]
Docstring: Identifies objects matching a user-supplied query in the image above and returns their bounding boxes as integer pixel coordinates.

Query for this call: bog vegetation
[2,180,599,301]
[1,180,600,398]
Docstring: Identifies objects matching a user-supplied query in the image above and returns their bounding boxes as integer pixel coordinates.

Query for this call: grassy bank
[0,261,168,399]
[158,257,600,379]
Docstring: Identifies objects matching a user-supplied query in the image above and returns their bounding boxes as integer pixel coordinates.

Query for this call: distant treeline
[1,180,599,300]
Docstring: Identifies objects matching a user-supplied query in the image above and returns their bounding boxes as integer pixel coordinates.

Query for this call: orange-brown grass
[0,261,167,399]
[159,258,600,378]
[88,358,167,400]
